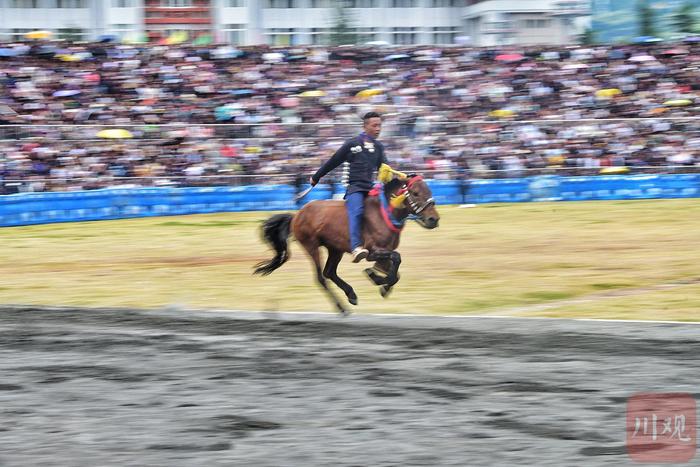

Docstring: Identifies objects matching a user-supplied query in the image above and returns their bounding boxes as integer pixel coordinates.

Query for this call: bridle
[400,175,435,220]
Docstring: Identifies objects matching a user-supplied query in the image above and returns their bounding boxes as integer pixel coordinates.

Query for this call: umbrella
[211,46,243,59]
[56,54,80,62]
[684,36,700,43]
[52,90,81,97]
[595,88,622,98]
[662,48,688,55]
[215,105,242,121]
[221,145,238,158]
[664,99,693,107]
[262,52,285,63]
[230,89,254,96]
[98,35,119,43]
[629,55,656,62]
[489,109,515,118]
[383,54,410,61]
[97,129,133,139]
[356,88,384,98]
[193,34,213,46]
[495,53,524,62]
[24,30,52,40]
[84,73,100,83]
[562,63,588,70]
[300,90,326,98]
[162,31,188,45]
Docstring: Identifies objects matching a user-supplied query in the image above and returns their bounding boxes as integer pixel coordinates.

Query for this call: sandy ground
[1,306,699,466]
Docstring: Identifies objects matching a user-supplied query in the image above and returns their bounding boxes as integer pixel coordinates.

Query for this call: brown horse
[253,175,440,314]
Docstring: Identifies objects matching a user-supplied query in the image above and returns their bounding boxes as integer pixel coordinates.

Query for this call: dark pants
[345,191,366,250]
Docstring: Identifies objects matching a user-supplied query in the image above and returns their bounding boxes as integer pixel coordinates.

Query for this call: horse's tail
[253,213,294,276]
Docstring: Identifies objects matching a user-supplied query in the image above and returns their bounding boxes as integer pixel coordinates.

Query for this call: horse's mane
[383,177,406,197]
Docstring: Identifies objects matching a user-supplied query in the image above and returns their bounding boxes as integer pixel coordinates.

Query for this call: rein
[369,183,406,234]
[369,175,435,233]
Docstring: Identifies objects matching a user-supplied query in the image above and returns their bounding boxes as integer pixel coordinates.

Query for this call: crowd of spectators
[2,39,700,192]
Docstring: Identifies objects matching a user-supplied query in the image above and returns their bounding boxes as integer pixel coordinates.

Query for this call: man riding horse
[255,112,440,314]
[309,111,388,263]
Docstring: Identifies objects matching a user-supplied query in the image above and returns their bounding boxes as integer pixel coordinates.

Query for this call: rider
[310,111,388,263]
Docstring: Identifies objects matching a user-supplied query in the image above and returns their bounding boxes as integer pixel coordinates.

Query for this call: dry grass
[3,199,700,320]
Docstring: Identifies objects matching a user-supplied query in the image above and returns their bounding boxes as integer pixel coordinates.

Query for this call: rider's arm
[310,139,353,185]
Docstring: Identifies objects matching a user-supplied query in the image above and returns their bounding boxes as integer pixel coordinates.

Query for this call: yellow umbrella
[489,109,516,118]
[300,90,326,98]
[599,167,629,175]
[25,30,53,40]
[56,54,80,62]
[244,146,262,154]
[664,99,693,107]
[97,129,133,139]
[595,88,622,98]
[166,31,189,45]
[356,88,384,98]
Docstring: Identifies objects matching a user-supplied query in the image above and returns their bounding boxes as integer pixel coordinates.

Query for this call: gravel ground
[0,306,699,466]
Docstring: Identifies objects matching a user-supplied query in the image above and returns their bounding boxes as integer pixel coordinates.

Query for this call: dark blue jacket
[312,133,388,195]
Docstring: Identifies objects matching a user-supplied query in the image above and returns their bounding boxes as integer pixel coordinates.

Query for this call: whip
[295,184,315,201]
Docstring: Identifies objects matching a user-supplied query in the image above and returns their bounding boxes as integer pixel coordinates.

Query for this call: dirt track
[1,306,699,466]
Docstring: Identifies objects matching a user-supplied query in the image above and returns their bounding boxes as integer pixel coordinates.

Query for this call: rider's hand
[309,176,317,186]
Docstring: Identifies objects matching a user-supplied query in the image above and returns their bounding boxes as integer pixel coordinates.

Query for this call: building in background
[464,0,590,46]
[0,0,590,46]
[0,0,143,42]
[144,0,212,42]
[592,0,699,44]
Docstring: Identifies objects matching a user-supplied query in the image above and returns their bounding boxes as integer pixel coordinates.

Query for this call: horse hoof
[380,285,392,298]
[339,308,351,317]
[349,297,358,306]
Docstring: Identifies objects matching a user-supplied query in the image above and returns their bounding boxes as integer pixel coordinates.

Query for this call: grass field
[3,199,700,320]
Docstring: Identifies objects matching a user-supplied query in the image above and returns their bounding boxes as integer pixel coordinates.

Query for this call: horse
[253,175,440,315]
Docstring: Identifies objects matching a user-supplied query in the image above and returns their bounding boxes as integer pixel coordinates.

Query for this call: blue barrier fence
[1,174,699,227]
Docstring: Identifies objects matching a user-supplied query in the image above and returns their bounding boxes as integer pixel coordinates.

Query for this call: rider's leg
[345,191,368,262]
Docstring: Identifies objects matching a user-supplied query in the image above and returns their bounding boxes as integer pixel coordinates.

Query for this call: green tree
[637,0,656,37]
[330,1,358,46]
[671,1,698,35]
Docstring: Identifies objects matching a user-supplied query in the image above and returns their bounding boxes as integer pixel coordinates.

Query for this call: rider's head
[362,112,382,139]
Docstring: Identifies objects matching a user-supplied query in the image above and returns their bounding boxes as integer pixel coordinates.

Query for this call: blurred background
[1,1,700,198]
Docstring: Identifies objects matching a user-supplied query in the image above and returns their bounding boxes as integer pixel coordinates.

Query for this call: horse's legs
[363,258,397,285]
[300,240,348,315]
[366,250,402,298]
[323,248,358,306]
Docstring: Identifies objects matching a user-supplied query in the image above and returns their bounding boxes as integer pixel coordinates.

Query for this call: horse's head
[387,175,440,229]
